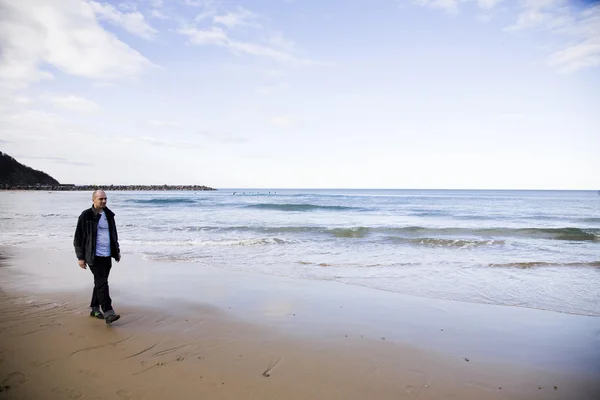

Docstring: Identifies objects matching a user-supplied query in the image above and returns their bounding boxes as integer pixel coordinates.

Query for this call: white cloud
[18,156,93,167]
[150,9,170,20]
[256,82,290,95]
[508,2,600,72]
[0,109,87,144]
[268,114,299,129]
[551,5,600,72]
[139,136,202,149]
[190,0,219,21]
[550,37,600,72]
[44,95,100,114]
[521,0,566,8]
[477,13,493,22]
[477,0,503,10]
[197,130,246,144]
[15,96,34,105]
[412,0,600,73]
[118,2,138,12]
[0,108,130,179]
[195,10,217,21]
[0,0,154,89]
[505,9,546,30]
[213,7,260,29]
[505,6,571,31]
[90,1,158,40]
[145,121,244,143]
[179,26,228,45]
[228,40,314,65]
[261,69,288,78]
[146,119,184,128]
[178,27,322,66]
[269,32,295,51]
[181,3,328,66]
[185,0,211,6]
[413,0,460,15]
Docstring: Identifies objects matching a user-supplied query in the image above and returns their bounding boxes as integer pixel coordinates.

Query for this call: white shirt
[96,211,111,257]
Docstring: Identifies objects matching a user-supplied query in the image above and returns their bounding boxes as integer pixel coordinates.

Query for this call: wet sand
[0,246,599,399]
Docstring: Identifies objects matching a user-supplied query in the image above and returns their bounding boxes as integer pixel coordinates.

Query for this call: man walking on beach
[74,189,121,324]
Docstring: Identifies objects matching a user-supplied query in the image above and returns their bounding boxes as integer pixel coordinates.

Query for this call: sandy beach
[1,246,599,400]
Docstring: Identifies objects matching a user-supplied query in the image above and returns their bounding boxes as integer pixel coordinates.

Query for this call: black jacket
[74,206,120,265]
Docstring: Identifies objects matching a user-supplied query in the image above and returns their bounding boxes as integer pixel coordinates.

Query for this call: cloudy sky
[0,0,598,189]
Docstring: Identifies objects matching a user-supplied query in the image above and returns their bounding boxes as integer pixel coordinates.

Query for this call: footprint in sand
[51,388,84,399]
[469,380,500,392]
[31,360,54,371]
[116,389,132,399]
[3,371,28,388]
[367,364,380,374]
[78,369,106,378]
[151,345,189,357]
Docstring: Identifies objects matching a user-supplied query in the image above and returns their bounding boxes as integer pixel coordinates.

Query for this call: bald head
[92,190,107,211]
[92,189,105,199]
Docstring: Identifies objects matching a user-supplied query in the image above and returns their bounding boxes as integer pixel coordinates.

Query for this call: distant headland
[0,152,216,191]
[1,184,216,191]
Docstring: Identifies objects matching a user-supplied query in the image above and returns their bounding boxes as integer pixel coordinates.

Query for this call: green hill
[0,152,60,185]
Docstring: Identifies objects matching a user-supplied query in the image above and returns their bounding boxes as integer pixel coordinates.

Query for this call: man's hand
[116,252,121,263]
[78,260,87,269]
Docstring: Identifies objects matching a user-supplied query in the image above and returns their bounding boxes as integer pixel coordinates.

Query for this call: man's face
[93,191,107,210]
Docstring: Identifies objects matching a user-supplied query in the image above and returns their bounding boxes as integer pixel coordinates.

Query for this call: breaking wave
[246,203,363,212]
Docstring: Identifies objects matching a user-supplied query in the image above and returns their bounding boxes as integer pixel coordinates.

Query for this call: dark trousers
[89,256,113,313]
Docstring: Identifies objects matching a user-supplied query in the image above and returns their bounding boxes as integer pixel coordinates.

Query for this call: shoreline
[3,246,600,369]
[1,246,599,399]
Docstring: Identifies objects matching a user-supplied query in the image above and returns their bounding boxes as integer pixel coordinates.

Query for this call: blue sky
[0,0,598,189]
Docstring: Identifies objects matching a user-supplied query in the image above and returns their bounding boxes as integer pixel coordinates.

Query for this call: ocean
[1,189,599,316]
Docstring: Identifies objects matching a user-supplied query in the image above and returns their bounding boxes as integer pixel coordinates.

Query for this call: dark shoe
[105,314,121,325]
[90,310,105,319]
